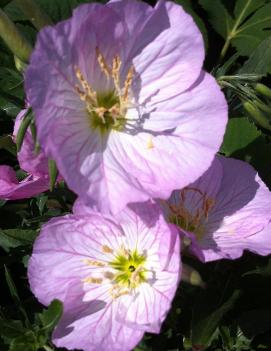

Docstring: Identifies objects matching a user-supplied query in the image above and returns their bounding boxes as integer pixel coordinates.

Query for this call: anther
[83,277,103,284]
[123,66,135,102]
[96,47,111,79]
[102,245,114,254]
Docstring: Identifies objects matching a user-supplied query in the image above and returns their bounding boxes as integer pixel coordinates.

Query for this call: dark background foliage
[1,0,271,350]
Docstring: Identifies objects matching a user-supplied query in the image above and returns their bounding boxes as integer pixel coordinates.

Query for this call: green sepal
[16,109,32,151]
[48,159,58,192]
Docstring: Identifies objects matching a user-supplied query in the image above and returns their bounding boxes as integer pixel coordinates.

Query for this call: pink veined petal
[53,292,144,351]
[0,165,49,200]
[103,73,227,212]
[168,156,223,219]
[180,156,271,262]
[116,241,180,333]
[109,0,204,98]
[28,214,125,306]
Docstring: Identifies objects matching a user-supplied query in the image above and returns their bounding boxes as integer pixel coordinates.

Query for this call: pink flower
[25,0,227,214]
[164,156,271,262]
[0,165,48,200]
[14,108,49,177]
[28,203,180,351]
[0,109,49,200]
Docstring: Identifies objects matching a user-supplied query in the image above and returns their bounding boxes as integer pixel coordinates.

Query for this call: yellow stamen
[112,55,122,96]
[83,277,103,284]
[123,66,135,102]
[96,47,111,79]
[84,259,106,267]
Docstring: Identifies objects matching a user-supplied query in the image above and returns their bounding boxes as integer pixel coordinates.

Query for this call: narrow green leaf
[16,109,32,151]
[4,265,21,305]
[4,265,30,326]
[0,319,26,340]
[48,159,58,192]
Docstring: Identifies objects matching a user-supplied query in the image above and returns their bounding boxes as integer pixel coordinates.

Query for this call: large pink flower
[164,156,271,262]
[28,203,180,351]
[0,109,49,200]
[25,0,227,214]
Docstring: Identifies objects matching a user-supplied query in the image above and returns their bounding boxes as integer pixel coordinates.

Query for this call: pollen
[146,137,154,149]
[74,47,135,133]
[83,259,106,267]
[102,245,114,254]
[83,277,103,284]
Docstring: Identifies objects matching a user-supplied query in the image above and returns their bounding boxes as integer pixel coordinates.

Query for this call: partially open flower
[165,156,271,262]
[28,203,180,351]
[0,109,49,200]
[25,0,227,213]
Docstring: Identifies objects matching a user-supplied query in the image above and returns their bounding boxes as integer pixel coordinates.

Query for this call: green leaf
[240,36,271,74]
[35,0,102,22]
[9,331,37,351]
[39,300,63,333]
[191,290,241,348]
[0,319,27,340]
[199,0,233,39]
[174,0,208,49]
[0,228,38,251]
[243,258,271,277]
[0,135,17,155]
[4,265,20,305]
[0,93,21,117]
[220,117,261,156]
[200,0,271,56]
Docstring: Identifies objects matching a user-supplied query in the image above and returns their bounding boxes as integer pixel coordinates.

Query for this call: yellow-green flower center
[110,249,147,288]
[82,245,147,300]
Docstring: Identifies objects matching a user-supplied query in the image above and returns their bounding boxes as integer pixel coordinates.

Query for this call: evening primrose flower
[165,156,271,262]
[0,109,49,200]
[28,203,180,351]
[25,0,227,214]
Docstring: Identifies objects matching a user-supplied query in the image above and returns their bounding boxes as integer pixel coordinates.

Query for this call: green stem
[219,0,252,61]
[14,0,53,30]
[0,9,32,62]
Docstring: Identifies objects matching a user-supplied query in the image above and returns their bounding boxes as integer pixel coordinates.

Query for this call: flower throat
[74,48,134,133]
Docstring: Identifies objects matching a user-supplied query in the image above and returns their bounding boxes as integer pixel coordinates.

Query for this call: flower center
[109,248,147,289]
[82,245,147,299]
[74,48,135,134]
[168,187,215,240]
